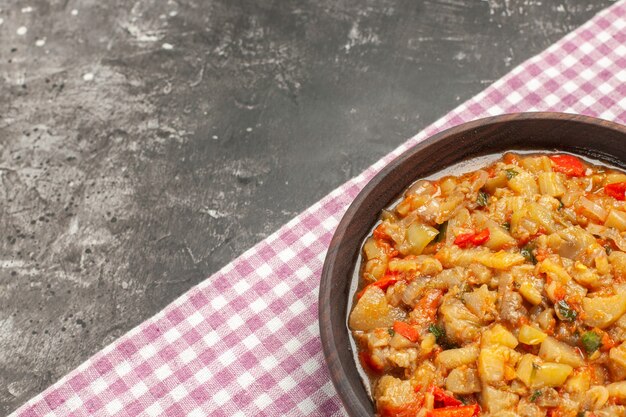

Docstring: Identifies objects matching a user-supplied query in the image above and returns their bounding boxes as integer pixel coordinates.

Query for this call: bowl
[318,112,626,416]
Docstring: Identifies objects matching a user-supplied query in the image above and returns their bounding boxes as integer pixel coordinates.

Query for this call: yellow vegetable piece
[406,223,439,255]
[518,325,547,345]
[533,362,574,388]
[481,324,519,348]
[519,281,542,305]
[478,347,505,384]
[583,292,626,329]
[516,354,540,387]
[538,337,584,368]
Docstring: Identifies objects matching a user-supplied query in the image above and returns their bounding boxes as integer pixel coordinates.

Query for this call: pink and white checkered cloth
[13,2,626,416]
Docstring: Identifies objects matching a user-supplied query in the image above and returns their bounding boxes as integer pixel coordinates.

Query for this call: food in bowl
[349,152,626,417]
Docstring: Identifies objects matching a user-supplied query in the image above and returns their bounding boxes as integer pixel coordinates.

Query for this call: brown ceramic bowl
[318,112,626,416]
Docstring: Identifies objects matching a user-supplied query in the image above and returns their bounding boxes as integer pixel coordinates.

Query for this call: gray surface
[0,0,615,413]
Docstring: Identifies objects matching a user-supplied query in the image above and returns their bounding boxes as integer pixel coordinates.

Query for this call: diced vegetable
[607,381,626,399]
[605,209,626,231]
[406,223,440,255]
[538,337,584,368]
[518,325,548,345]
[609,342,626,373]
[426,404,480,417]
[393,321,420,343]
[605,181,626,200]
[481,386,519,413]
[481,324,518,349]
[508,170,539,195]
[549,154,585,177]
[436,346,479,370]
[429,385,462,407]
[533,362,574,388]
[518,281,542,305]
[357,278,398,299]
[462,285,497,322]
[445,368,481,394]
[454,229,490,248]
[538,172,566,197]
[349,287,405,331]
[582,292,626,329]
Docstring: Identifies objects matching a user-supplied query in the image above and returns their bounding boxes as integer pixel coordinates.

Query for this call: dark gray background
[0,0,615,414]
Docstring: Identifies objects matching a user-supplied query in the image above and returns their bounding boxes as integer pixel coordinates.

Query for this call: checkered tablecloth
[13,1,626,416]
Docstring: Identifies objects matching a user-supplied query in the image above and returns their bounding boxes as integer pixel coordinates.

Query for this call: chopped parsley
[434,221,448,243]
[476,191,489,207]
[502,222,510,231]
[556,300,578,322]
[529,390,542,402]
[505,168,519,180]
[428,323,445,339]
[521,245,537,264]
[581,331,602,354]
[388,328,395,337]
[428,324,458,349]
[558,199,564,210]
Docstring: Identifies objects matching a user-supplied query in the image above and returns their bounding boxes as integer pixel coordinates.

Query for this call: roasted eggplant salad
[349,153,626,417]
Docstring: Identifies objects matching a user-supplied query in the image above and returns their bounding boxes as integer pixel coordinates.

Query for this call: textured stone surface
[0,0,614,413]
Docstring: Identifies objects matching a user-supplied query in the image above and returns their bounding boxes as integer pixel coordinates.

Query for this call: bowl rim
[318,111,626,416]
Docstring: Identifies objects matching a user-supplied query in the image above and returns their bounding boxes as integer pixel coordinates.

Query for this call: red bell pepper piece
[393,321,420,343]
[356,278,398,299]
[454,228,490,248]
[549,154,585,177]
[429,385,462,407]
[605,182,626,201]
[426,404,480,417]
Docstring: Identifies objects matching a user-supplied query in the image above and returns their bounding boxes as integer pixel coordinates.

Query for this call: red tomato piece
[549,154,585,177]
[453,232,475,248]
[356,278,398,299]
[426,404,480,417]
[393,321,420,343]
[373,224,390,240]
[454,228,490,248]
[471,228,490,245]
[605,182,626,201]
[429,385,462,407]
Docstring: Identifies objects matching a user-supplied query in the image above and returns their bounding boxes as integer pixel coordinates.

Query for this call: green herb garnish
[502,222,510,231]
[529,390,542,402]
[581,331,602,354]
[428,323,458,349]
[558,199,564,210]
[605,244,613,255]
[434,221,448,243]
[428,323,445,339]
[556,300,578,322]
[477,191,489,207]
[388,328,395,337]
[505,168,519,180]
[521,245,537,264]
